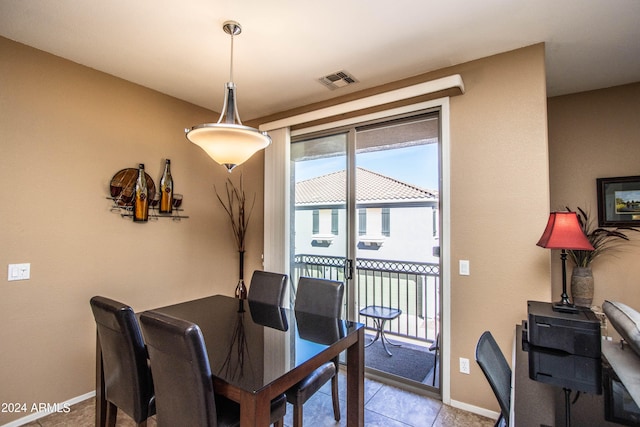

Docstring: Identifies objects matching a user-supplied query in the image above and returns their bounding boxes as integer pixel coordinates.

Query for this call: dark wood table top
[149,295,363,395]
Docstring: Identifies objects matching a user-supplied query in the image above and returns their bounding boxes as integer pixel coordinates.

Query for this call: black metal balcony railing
[293,254,440,344]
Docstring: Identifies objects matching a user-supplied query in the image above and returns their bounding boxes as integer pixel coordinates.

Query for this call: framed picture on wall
[597,175,640,227]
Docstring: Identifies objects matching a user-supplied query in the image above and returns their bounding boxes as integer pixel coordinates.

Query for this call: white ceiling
[1,0,639,121]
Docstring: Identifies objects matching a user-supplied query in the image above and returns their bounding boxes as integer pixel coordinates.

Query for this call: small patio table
[359,305,402,356]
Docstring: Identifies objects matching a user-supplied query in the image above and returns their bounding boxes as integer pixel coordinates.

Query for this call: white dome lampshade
[185,21,271,172]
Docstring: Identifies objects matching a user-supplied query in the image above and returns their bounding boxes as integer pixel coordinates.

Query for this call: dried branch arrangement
[215,175,255,252]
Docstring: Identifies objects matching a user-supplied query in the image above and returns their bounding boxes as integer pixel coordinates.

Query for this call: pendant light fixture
[185,20,271,172]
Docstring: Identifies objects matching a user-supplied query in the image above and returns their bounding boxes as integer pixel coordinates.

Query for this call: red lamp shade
[536,212,594,250]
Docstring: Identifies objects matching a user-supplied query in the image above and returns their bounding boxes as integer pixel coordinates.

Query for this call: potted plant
[566,207,639,307]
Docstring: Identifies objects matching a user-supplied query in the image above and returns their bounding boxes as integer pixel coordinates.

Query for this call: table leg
[95,331,107,427]
[364,318,382,348]
[368,318,402,356]
[379,321,402,356]
[346,327,364,427]
[239,391,271,427]
[563,388,572,427]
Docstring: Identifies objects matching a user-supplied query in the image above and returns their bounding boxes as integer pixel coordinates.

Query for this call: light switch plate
[459,260,470,276]
[8,263,30,281]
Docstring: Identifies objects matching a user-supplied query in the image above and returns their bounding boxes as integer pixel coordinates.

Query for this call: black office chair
[429,332,440,386]
[286,276,344,427]
[247,270,288,306]
[90,296,155,427]
[139,310,286,427]
[475,331,511,427]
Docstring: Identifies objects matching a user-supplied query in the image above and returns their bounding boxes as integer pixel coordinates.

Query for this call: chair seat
[285,362,336,406]
[269,394,287,424]
[215,393,287,427]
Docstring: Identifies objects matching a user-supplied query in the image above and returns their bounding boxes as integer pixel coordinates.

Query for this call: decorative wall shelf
[107,166,188,221]
[106,197,189,221]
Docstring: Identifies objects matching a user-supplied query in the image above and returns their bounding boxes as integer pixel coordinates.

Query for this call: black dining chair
[89,296,155,427]
[139,310,286,427]
[247,270,288,306]
[286,276,344,427]
[475,331,511,427]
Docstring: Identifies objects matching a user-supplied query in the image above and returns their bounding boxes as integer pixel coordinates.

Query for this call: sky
[294,143,439,191]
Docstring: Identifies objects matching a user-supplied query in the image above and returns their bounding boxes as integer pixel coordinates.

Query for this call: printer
[525,300,602,393]
[527,300,601,357]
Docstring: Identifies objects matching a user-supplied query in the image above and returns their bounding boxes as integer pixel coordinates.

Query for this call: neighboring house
[295,167,439,263]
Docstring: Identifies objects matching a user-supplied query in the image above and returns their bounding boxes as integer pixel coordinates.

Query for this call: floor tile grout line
[364,406,415,427]
[429,405,444,427]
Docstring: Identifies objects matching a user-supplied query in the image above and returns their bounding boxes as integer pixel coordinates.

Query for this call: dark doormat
[365,340,434,383]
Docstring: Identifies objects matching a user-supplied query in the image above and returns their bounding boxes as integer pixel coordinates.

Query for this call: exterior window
[358,209,366,235]
[382,208,390,236]
[331,209,339,235]
[312,210,319,234]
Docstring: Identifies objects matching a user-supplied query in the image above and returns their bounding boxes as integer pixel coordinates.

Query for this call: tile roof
[295,168,438,206]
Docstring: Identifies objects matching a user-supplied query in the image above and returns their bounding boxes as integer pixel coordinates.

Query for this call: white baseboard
[1,391,95,427]
[449,399,500,421]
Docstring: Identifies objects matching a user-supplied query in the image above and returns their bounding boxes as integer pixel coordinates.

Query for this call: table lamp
[536,212,594,313]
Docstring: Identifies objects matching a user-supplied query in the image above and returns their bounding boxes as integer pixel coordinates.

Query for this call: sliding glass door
[290,111,442,391]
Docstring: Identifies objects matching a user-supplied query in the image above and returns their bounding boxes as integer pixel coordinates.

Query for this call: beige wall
[548,83,640,318]
[0,37,266,424]
[446,44,551,409]
[1,36,552,423]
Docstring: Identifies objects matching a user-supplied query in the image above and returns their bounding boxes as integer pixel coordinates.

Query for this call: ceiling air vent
[318,70,358,90]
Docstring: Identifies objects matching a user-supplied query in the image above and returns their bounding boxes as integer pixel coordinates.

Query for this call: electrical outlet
[8,263,30,281]
[459,357,470,374]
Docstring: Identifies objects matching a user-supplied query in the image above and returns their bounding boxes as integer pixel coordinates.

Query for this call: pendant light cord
[229,31,234,83]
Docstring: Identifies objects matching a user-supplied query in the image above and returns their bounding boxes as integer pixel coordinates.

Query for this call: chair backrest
[248,270,288,306]
[296,311,344,344]
[249,301,289,331]
[295,277,344,317]
[89,296,154,423]
[140,311,217,426]
[139,310,219,427]
[475,331,511,424]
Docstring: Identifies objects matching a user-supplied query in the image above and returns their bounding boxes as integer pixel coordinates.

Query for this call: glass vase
[235,251,247,300]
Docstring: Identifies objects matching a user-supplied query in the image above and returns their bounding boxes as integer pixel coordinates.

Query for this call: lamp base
[553,300,579,314]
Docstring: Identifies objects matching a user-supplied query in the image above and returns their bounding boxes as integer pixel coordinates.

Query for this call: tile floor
[23,373,494,427]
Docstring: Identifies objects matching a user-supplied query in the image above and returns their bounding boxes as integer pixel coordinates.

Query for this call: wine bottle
[133,164,149,222]
[159,159,173,214]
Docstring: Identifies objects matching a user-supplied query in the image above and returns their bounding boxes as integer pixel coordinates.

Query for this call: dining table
[95,294,365,427]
